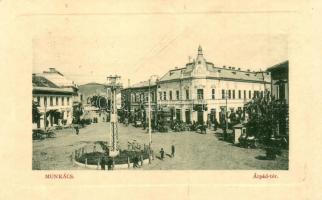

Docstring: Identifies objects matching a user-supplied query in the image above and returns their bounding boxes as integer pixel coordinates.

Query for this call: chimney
[128,79,131,88]
[49,68,56,72]
[223,65,226,68]
[228,66,231,69]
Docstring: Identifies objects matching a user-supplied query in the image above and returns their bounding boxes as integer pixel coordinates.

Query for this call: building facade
[32,69,78,129]
[156,46,271,124]
[121,78,158,122]
[267,60,289,104]
[121,46,272,125]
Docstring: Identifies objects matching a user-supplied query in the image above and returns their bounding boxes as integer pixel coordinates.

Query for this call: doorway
[175,109,181,121]
[185,110,191,123]
[197,111,204,124]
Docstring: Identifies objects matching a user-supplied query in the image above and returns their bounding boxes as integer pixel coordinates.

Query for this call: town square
[4,1,322,199]
[33,119,288,170]
[32,46,289,170]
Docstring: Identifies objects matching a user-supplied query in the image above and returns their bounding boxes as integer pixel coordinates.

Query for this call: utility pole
[226,92,228,132]
[106,75,122,157]
[44,98,47,131]
[148,75,158,163]
[223,91,228,140]
[148,79,152,146]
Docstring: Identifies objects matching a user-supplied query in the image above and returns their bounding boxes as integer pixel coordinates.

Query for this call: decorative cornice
[158,76,270,84]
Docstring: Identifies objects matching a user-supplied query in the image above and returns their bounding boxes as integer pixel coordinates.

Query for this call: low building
[32,69,77,129]
[267,61,289,104]
[121,78,158,122]
[266,60,289,137]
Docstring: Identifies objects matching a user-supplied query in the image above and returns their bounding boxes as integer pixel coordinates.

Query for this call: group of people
[96,145,176,170]
[100,157,114,170]
[159,144,175,160]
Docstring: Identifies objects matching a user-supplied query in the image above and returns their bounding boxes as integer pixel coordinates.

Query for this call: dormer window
[232,71,236,75]
[218,70,221,72]
[198,61,201,64]
[246,73,250,76]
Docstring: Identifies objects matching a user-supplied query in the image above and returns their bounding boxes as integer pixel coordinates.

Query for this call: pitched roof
[208,67,269,82]
[32,74,75,94]
[159,68,188,82]
[40,68,76,88]
[158,46,269,83]
[129,79,157,89]
[267,60,289,72]
[32,75,59,88]
[159,65,269,82]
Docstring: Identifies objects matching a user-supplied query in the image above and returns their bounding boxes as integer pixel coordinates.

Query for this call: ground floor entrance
[197,111,204,124]
[185,110,191,123]
[175,109,181,121]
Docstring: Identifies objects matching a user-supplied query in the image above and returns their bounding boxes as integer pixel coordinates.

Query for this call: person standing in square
[171,145,175,158]
[160,148,164,160]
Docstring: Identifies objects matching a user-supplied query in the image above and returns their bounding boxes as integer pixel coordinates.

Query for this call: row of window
[35,96,71,107]
[131,92,155,103]
[159,90,182,101]
[158,89,264,101]
[221,89,263,100]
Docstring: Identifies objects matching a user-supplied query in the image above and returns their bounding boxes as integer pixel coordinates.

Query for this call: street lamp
[148,79,152,146]
[223,91,228,140]
[148,75,158,162]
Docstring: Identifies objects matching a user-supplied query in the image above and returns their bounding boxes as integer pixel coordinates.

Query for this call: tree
[32,100,41,124]
[89,95,108,109]
[73,103,83,124]
[245,91,289,152]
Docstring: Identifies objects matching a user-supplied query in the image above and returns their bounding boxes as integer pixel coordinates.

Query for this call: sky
[32,9,289,86]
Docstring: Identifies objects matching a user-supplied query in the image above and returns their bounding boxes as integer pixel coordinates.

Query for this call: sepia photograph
[31,27,289,171]
[4,0,322,199]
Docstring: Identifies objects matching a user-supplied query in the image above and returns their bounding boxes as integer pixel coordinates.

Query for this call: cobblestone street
[32,122,288,170]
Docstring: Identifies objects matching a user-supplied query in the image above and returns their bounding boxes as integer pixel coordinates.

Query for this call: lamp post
[44,97,47,131]
[106,75,122,157]
[148,79,152,146]
[226,92,228,132]
[223,91,228,140]
[148,75,158,163]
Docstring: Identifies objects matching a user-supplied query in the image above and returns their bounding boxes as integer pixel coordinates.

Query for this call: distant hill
[78,83,107,103]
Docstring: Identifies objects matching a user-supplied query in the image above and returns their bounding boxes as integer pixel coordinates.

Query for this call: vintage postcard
[0,0,320,199]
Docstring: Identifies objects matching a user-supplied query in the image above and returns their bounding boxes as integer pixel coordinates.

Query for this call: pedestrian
[202,121,207,134]
[207,118,211,129]
[133,156,139,168]
[100,157,106,170]
[143,121,146,130]
[171,144,175,158]
[160,148,165,160]
[107,157,113,170]
[75,126,79,135]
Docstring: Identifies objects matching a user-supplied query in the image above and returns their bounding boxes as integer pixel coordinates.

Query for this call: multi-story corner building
[32,68,78,129]
[156,46,271,124]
